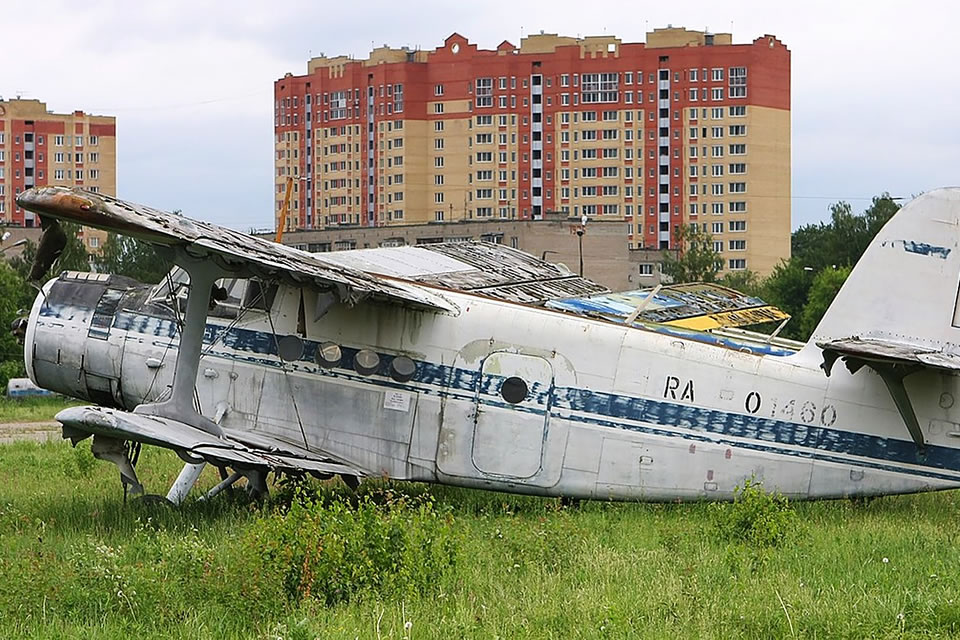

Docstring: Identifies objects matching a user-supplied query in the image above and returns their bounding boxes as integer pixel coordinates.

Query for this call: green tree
[791,194,900,272]
[57,222,91,273]
[800,266,852,338]
[7,240,36,282]
[760,260,813,340]
[661,224,722,283]
[94,233,173,283]
[6,222,89,282]
[718,269,763,297]
[0,262,31,390]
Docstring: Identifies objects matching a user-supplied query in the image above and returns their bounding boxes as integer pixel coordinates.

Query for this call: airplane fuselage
[25,272,960,500]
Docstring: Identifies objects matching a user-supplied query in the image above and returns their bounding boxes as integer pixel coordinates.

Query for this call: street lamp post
[576,214,588,277]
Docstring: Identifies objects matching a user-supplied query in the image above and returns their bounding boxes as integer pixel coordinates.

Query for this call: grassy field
[1,406,960,638]
[0,396,80,423]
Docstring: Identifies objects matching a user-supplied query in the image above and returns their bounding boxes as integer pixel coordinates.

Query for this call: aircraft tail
[808,188,960,349]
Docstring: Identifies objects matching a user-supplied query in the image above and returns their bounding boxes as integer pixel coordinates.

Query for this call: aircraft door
[471,352,553,479]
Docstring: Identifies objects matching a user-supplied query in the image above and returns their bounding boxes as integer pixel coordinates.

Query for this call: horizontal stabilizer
[818,337,960,375]
[56,405,364,476]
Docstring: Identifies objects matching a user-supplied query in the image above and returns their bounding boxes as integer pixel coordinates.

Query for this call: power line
[87,89,271,113]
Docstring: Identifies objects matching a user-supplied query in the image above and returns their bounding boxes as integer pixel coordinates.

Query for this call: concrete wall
[264,214,674,292]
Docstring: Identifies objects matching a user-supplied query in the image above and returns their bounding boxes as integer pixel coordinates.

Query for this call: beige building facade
[274,27,790,276]
[0,98,117,251]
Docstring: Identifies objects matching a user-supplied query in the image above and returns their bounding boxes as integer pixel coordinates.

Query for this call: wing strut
[871,363,926,454]
[822,349,926,453]
[134,252,226,437]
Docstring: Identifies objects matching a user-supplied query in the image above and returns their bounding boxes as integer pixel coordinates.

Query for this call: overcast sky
[6,0,958,230]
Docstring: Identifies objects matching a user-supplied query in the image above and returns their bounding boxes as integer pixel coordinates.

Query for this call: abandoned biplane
[13,185,960,504]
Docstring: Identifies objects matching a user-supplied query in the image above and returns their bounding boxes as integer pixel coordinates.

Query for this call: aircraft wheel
[135,494,176,508]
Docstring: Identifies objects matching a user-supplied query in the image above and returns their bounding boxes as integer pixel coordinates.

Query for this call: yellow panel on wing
[664,305,790,330]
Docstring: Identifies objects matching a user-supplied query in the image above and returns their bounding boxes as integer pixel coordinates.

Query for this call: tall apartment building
[0,98,117,250]
[274,27,790,275]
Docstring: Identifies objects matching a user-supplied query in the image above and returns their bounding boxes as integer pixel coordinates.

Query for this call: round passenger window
[390,356,417,382]
[500,376,528,404]
[354,349,381,376]
[315,342,342,368]
[277,335,304,362]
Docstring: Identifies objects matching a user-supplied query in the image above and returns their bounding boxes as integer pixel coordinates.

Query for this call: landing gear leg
[91,435,144,499]
[166,462,207,505]
[244,469,269,499]
[200,471,243,501]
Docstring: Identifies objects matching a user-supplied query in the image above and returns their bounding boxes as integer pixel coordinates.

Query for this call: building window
[729,67,747,98]
[711,68,724,82]
[730,201,747,213]
[729,259,746,270]
[435,84,444,96]
[434,103,444,114]
[730,144,747,155]
[729,182,747,193]
[729,220,747,231]
[476,77,493,107]
[711,88,724,101]
[729,105,746,117]
[581,73,618,103]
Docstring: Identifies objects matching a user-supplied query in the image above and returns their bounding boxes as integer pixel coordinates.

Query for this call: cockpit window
[146,269,278,320]
[148,266,189,305]
[243,280,279,312]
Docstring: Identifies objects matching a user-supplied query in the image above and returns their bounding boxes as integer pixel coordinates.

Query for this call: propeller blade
[29,215,67,282]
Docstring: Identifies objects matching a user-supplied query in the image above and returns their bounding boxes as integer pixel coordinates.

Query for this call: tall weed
[248,489,458,605]
[713,477,798,547]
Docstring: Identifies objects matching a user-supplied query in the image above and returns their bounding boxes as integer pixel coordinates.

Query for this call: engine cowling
[25,271,144,407]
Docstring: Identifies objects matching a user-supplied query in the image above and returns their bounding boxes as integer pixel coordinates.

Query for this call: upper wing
[15,186,452,312]
[316,242,610,305]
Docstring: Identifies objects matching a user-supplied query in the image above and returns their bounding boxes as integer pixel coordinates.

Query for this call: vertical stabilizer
[809,189,960,350]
